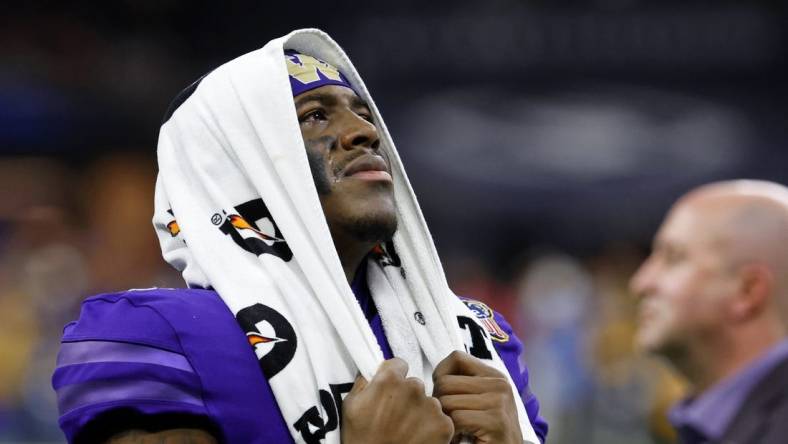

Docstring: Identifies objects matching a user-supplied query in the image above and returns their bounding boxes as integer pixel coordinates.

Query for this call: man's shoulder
[64,287,228,350]
[724,353,788,444]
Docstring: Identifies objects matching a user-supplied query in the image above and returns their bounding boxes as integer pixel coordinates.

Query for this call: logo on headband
[217,198,293,261]
[285,50,353,97]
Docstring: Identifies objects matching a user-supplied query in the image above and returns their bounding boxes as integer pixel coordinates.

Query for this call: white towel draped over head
[152,28,538,444]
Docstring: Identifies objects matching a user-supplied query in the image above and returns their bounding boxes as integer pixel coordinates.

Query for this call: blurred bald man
[630,180,788,444]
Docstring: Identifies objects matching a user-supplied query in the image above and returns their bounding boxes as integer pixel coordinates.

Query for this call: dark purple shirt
[53,279,547,443]
[669,339,788,442]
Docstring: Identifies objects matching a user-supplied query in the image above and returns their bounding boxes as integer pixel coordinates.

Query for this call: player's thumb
[348,373,368,396]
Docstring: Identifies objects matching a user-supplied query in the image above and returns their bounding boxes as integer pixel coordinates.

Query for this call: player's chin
[353,186,396,214]
[345,206,398,244]
[348,177,394,197]
[363,204,397,231]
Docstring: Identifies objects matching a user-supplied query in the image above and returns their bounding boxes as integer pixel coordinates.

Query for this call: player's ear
[729,263,774,322]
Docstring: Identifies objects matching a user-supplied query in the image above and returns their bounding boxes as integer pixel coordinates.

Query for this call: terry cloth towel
[153,28,538,444]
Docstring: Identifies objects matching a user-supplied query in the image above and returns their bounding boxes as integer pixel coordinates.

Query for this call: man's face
[629,203,737,359]
[294,84,397,244]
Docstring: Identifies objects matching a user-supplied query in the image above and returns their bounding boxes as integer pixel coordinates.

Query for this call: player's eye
[356,109,373,123]
[299,108,327,123]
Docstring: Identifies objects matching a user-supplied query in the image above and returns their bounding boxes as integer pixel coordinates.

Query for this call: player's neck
[339,254,366,283]
[334,238,376,284]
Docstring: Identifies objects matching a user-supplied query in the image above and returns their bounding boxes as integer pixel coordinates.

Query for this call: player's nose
[339,113,380,152]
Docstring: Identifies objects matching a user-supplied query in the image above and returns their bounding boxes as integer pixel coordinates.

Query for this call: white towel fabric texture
[152,28,537,444]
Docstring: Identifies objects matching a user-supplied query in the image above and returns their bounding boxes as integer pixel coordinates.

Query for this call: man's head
[286,52,397,264]
[630,180,788,366]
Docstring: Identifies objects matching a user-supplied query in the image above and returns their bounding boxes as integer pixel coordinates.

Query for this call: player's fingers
[433,350,464,380]
[433,350,501,380]
[371,357,409,385]
[438,393,500,413]
[404,376,426,396]
[348,373,368,396]
[449,410,501,440]
[433,375,511,397]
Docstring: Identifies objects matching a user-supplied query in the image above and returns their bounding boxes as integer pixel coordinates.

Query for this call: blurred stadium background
[1,1,786,443]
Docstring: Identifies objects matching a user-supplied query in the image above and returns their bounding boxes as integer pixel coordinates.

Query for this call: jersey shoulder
[62,287,227,349]
[456,296,523,387]
[54,287,232,443]
[458,297,514,344]
[458,296,549,443]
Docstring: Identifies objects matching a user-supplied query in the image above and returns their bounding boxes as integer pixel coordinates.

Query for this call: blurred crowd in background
[1,1,786,443]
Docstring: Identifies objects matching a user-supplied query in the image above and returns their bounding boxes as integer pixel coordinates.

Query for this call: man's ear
[729,263,774,322]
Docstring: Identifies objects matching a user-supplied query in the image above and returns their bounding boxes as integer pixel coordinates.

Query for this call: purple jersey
[53,276,547,443]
